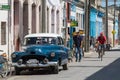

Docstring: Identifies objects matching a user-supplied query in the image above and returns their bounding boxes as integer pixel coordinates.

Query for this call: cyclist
[97,32,106,58]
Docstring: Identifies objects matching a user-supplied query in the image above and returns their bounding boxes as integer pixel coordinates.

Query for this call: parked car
[11,33,70,75]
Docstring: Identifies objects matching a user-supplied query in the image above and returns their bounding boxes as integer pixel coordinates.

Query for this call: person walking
[73,32,83,62]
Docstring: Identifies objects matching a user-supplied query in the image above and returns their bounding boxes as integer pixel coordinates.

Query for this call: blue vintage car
[11,33,70,75]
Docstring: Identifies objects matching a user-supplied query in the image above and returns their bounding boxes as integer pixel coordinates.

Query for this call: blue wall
[90,7,104,38]
[90,8,97,38]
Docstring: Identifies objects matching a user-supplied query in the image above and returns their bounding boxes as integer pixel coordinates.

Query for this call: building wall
[108,19,113,44]
[90,7,104,38]
[10,0,42,53]
[76,7,84,31]
[90,7,97,38]
[10,0,62,53]
[46,0,62,34]
[0,0,9,54]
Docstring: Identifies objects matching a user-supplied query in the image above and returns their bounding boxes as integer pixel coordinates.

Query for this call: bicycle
[0,50,12,78]
[98,44,105,61]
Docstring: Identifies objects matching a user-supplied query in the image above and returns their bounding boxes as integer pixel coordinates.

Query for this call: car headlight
[50,52,55,57]
[11,54,16,58]
[43,58,48,63]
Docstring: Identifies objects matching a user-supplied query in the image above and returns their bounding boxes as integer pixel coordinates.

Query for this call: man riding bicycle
[97,32,106,58]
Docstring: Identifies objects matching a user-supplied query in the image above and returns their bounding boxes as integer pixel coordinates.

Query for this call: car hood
[25,44,64,53]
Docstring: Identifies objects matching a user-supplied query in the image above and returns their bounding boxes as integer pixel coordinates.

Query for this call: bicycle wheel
[100,49,104,61]
[0,62,9,78]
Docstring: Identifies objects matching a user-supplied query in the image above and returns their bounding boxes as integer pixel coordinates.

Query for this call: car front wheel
[51,65,59,74]
[15,67,21,75]
[62,63,68,70]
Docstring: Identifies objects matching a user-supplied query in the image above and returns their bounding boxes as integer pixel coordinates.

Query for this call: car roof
[25,33,62,38]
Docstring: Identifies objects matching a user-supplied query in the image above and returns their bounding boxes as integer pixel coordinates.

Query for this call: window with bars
[1,22,6,45]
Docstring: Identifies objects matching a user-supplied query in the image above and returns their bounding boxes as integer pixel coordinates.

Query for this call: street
[2,46,120,80]
[0,0,120,80]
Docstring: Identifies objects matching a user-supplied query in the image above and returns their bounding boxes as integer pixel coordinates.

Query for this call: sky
[48,0,60,6]
[101,0,120,7]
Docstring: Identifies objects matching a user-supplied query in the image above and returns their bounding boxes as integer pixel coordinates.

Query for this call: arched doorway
[32,3,36,33]
[23,2,29,37]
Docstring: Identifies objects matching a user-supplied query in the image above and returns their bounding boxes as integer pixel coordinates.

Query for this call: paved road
[2,45,120,80]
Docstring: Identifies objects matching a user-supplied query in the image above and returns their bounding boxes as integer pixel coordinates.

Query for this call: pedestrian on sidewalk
[73,32,83,62]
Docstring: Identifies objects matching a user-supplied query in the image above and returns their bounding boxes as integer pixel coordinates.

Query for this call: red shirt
[97,36,106,44]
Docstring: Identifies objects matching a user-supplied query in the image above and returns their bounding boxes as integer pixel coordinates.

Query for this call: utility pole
[118,5,120,44]
[84,0,90,52]
[105,0,108,44]
[113,0,116,47]
[63,2,68,46]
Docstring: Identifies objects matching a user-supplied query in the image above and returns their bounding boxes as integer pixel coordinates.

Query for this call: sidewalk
[69,44,120,63]
[84,44,120,57]
[82,47,97,58]
[111,45,120,49]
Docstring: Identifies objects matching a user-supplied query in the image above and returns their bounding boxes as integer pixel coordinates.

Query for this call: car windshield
[23,37,57,46]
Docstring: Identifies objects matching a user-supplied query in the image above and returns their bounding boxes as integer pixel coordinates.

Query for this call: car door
[57,37,67,61]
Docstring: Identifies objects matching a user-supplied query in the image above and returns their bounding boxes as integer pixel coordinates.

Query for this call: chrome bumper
[12,62,58,68]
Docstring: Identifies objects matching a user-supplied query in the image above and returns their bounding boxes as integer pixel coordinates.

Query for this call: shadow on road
[85,58,120,80]
[14,68,63,75]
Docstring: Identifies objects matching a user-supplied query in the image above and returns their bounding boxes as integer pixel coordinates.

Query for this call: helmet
[100,32,103,35]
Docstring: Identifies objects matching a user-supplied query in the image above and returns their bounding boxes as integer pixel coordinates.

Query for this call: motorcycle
[0,50,10,78]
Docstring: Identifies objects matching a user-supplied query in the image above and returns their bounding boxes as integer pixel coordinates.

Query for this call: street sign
[0,5,10,10]
[112,30,116,34]
[70,20,78,27]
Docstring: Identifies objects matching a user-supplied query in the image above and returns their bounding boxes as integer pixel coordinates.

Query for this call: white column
[49,7,52,33]
[54,9,57,34]
[36,5,39,33]
[28,3,32,34]
[45,3,47,33]
[59,7,62,35]
[10,0,14,52]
